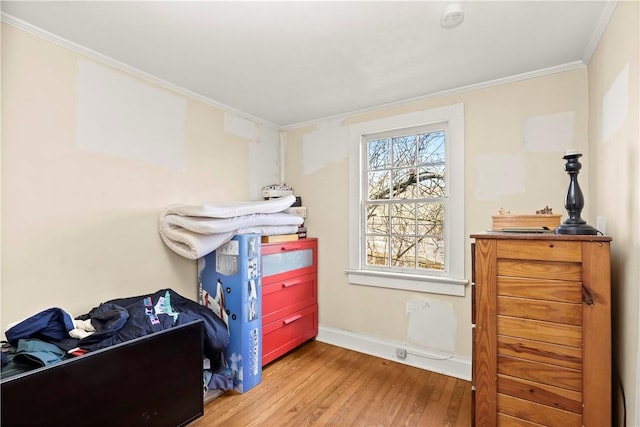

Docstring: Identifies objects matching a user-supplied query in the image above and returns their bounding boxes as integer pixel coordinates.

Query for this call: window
[365,126,446,271]
[347,104,466,296]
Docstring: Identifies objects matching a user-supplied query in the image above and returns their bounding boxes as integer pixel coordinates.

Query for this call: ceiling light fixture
[440,3,465,29]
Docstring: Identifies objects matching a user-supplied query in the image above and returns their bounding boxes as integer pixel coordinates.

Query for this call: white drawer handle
[283,314,303,325]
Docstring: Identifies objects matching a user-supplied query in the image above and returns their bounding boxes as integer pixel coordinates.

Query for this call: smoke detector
[440,3,465,29]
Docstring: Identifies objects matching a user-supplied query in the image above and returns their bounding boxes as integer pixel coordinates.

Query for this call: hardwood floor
[190,340,472,427]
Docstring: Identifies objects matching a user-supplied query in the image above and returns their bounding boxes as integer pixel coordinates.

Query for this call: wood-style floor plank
[189,340,472,427]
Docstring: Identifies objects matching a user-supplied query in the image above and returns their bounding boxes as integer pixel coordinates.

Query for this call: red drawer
[262,238,317,283]
[262,272,317,325]
[262,304,318,366]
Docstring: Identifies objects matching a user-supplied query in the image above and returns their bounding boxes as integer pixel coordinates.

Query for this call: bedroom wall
[587,1,640,424]
[1,23,281,329]
[284,68,589,373]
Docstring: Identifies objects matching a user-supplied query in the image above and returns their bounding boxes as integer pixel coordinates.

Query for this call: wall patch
[76,59,186,169]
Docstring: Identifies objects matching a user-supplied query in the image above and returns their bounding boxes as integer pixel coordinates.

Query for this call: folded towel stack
[158,195,303,259]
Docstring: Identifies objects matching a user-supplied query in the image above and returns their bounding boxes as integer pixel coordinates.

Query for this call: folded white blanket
[163,195,297,218]
[158,196,303,259]
[164,212,302,234]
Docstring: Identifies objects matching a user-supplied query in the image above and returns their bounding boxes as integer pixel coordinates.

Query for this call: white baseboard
[317,325,471,381]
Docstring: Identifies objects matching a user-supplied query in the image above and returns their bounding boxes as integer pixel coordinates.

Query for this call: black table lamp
[555,150,598,235]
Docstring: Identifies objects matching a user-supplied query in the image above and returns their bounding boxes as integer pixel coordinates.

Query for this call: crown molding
[582,0,618,64]
[281,61,587,130]
[1,12,280,130]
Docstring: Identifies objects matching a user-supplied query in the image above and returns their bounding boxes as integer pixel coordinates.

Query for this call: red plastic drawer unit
[261,238,318,365]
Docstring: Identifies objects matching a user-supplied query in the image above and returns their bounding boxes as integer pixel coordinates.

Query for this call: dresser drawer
[262,238,317,282]
[262,304,318,365]
[497,276,582,303]
[497,316,582,347]
[262,272,317,325]
[497,295,582,325]
[497,393,582,427]
[498,355,582,392]
[497,336,582,370]
[497,259,582,281]
[497,240,581,262]
[498,374,583,414]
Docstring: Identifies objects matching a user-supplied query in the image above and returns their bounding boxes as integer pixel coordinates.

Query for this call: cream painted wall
[587,2,640,425]
[284,68,588,360]
[1,24,280,329]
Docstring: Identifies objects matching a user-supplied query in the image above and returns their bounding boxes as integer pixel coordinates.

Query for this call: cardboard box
[284,206,307,218]
[198,234,262,393]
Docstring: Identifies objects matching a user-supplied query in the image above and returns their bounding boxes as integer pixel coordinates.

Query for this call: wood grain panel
[497,412,546,427]
[498,355,582,392]
[497,259,581,281]
[498,316,582,348]
[473,239,498,427]
[497,393,581,427]
[581,241,612,427]
[497,240,581,262]
[497,276,581,303]
[497,336,582,370]
[497,296,582,325]
[498,374,582,413]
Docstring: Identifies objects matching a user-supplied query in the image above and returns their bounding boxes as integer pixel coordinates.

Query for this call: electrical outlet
[396,347,407,360]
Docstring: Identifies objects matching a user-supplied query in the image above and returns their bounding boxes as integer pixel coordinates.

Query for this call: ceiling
[1,1,613,127]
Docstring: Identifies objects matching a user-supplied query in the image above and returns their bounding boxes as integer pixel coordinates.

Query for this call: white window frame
[346,103,467,296]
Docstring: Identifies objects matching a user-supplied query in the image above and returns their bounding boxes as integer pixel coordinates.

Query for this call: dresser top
[470,231,612,242]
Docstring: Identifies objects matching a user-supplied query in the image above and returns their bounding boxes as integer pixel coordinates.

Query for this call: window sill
[346,269,467,296]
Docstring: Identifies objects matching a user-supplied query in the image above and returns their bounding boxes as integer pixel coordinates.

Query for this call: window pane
[391,168,418,199]
[391,236,416,268]
[417,165,445,198]
[366,236,389,267]
[368,170,390,200]
[392,135,417,167]
[367,204,389,234]
[368,138,390,170]
[418,131,445,164]
[391,203,415,235]
[417,202,444,235]
[417,236,444,270]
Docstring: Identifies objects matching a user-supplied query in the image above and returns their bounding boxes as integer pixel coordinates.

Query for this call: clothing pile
[1,289,233,391]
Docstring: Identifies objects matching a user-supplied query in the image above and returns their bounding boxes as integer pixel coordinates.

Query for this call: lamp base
[554,222,598,235]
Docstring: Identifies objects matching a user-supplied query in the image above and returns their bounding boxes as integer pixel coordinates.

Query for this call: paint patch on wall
[248,127,280,200]
[602,63,629,142]
[76,60,186,169]
[225,112,259,142]
[523,111,575,152]
[406,297,456,353]
[302,118,349,175]
[475,153,525,200]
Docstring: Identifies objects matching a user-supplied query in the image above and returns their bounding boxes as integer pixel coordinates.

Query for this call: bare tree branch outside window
[365,130,446,271]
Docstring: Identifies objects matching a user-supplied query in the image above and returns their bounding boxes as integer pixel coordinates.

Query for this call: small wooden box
[492,214,562,230]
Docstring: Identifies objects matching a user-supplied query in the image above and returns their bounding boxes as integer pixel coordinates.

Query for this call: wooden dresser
[470,233,612,427]
[261,238,318,366]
